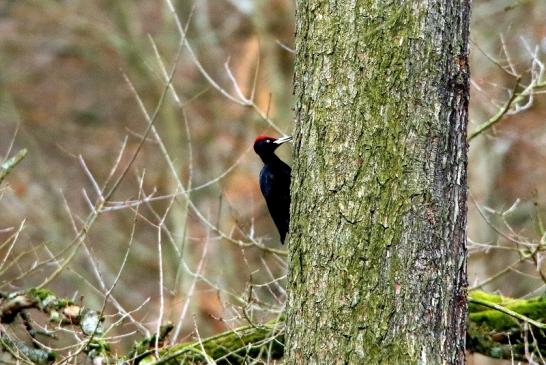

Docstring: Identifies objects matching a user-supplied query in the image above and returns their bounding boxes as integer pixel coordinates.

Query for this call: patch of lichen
[0,336,57,365]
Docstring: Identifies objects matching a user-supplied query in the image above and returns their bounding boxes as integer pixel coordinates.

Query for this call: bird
[253,135,292,244]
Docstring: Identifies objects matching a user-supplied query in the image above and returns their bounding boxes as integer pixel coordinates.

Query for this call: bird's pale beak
[273,136,293,145]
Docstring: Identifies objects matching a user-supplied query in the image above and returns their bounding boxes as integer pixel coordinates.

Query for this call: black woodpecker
[253,135,292,244]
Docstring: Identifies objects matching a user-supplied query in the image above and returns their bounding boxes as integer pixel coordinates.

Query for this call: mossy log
[467,290,546,360]
[136,321,284,365]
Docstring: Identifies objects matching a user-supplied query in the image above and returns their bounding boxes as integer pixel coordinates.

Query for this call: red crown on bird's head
[254,135,276,144]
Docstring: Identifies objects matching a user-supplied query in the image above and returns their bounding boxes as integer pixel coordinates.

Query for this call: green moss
[160,322,284,364]
[28,288,73,310]
[466,291,546,360]
[28,288,55,302]
[469,295,546,331]
[86,338,111,359]
[468,290,524,313]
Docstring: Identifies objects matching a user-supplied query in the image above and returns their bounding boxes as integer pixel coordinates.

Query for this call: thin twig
[0,149,28,184]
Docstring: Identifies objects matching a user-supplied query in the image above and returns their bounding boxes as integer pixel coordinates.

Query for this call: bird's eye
[266,139,271,143]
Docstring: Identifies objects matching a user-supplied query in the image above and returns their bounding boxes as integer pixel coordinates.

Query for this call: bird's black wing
[259,162,291,243]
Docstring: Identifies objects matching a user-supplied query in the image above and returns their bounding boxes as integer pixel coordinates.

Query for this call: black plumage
[253,136,292,244]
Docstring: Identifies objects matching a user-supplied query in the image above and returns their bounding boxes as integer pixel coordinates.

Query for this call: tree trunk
[286,1,470,364]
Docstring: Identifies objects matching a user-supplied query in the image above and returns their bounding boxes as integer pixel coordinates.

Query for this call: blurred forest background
[0,0,545,364]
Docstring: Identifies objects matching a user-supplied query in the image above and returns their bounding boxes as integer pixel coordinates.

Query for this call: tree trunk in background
[286,1,470,364]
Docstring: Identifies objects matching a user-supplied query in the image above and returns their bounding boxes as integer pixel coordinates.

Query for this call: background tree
[286,1,470,363]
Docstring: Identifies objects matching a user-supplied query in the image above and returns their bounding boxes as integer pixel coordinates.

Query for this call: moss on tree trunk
[286,1,471,363]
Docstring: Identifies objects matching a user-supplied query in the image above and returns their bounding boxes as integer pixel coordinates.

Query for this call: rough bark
[286,1,470,364]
